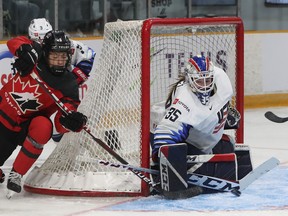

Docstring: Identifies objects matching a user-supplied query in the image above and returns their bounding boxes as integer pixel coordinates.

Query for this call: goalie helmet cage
[24,17,244,197]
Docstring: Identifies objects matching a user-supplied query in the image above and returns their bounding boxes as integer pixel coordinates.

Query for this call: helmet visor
[48,51,69,67]
[190,70,214,93]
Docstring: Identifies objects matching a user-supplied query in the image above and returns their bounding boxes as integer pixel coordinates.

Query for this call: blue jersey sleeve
[152,122,191,158]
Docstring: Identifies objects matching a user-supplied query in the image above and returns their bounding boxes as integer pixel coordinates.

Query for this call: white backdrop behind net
[24,19,239,196]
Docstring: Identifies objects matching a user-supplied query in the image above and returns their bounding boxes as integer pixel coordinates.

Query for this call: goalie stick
[187,157,279,196]
[239,157,279,191]
[264,111,288,123]
[85,155,241,195]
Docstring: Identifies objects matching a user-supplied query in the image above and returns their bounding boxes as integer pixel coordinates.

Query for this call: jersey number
[165,107,181,122]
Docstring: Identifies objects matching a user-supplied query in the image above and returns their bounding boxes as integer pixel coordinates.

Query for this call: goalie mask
[42,30,72,75]
[185,55,215,105]
[28,18,53,43]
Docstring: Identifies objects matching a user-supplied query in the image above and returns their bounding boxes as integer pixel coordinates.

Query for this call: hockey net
[24,17,244,196]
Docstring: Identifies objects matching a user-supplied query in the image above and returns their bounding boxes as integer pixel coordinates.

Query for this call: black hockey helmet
[42,30,72,75]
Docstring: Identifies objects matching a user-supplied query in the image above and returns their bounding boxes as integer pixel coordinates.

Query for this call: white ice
[0,107,287,216]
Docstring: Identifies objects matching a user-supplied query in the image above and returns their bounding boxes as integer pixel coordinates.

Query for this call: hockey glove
[225,106,241,129]
[14,43,42,77]
[72,67,89,85]
[59,111,87,132]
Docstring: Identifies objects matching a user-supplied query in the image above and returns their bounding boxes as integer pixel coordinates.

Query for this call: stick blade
[264,111,288,123]
[239,157,280,191]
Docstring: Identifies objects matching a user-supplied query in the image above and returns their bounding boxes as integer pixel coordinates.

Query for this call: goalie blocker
[158,143,253,197]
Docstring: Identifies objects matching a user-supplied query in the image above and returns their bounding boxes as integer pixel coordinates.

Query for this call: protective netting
[24,18,242,196]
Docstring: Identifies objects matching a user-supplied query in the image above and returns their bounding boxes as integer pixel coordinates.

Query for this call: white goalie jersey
[152,66,233,154]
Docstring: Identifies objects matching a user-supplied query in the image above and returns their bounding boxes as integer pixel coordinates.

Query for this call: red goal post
[24,17,244,197]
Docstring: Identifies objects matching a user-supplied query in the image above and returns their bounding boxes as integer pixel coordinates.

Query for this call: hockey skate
[6,170,22,199]
[0,168,5,183]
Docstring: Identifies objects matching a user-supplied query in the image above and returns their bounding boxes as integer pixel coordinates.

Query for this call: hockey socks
[13,116,52,175]
[13,136,44,176]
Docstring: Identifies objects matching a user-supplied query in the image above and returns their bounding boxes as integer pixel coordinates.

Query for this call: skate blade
[6,190,16,199]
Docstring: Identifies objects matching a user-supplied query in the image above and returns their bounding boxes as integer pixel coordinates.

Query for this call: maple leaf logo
[10,77,43,114]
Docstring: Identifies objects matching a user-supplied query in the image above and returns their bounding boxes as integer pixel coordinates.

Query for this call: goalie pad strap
[187,153,236,163]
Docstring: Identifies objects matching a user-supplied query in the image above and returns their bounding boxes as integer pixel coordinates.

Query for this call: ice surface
[0,107,287,216]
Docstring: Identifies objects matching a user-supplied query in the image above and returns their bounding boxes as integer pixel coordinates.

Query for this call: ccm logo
[160,163,169,191]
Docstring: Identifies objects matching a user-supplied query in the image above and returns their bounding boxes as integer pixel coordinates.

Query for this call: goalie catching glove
[59,111,87,132]
[14,42,42,76]
[225,105,241,129]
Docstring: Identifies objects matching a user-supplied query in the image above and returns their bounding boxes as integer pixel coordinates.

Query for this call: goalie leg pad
[159,144,202,199]
[235,144,253,179]
[159,143,188,192]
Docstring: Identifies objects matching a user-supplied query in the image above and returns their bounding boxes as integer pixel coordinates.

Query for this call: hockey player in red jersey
[0,30,87,197]
[27,18,96,143]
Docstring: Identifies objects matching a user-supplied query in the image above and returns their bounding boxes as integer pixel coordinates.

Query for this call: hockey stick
[85,156,240,195]
[83,154,233,175]
[30,71,160,191]
[82,155,279,196]
[264,111,288,123]
[239,157,279,191]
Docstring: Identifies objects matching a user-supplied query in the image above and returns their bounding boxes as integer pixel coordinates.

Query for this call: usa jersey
[153,66,233,155]
[69,39,96,76]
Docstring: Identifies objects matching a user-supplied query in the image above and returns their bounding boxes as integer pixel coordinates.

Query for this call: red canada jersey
[1,36,80,133]
[0,70,80,133]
